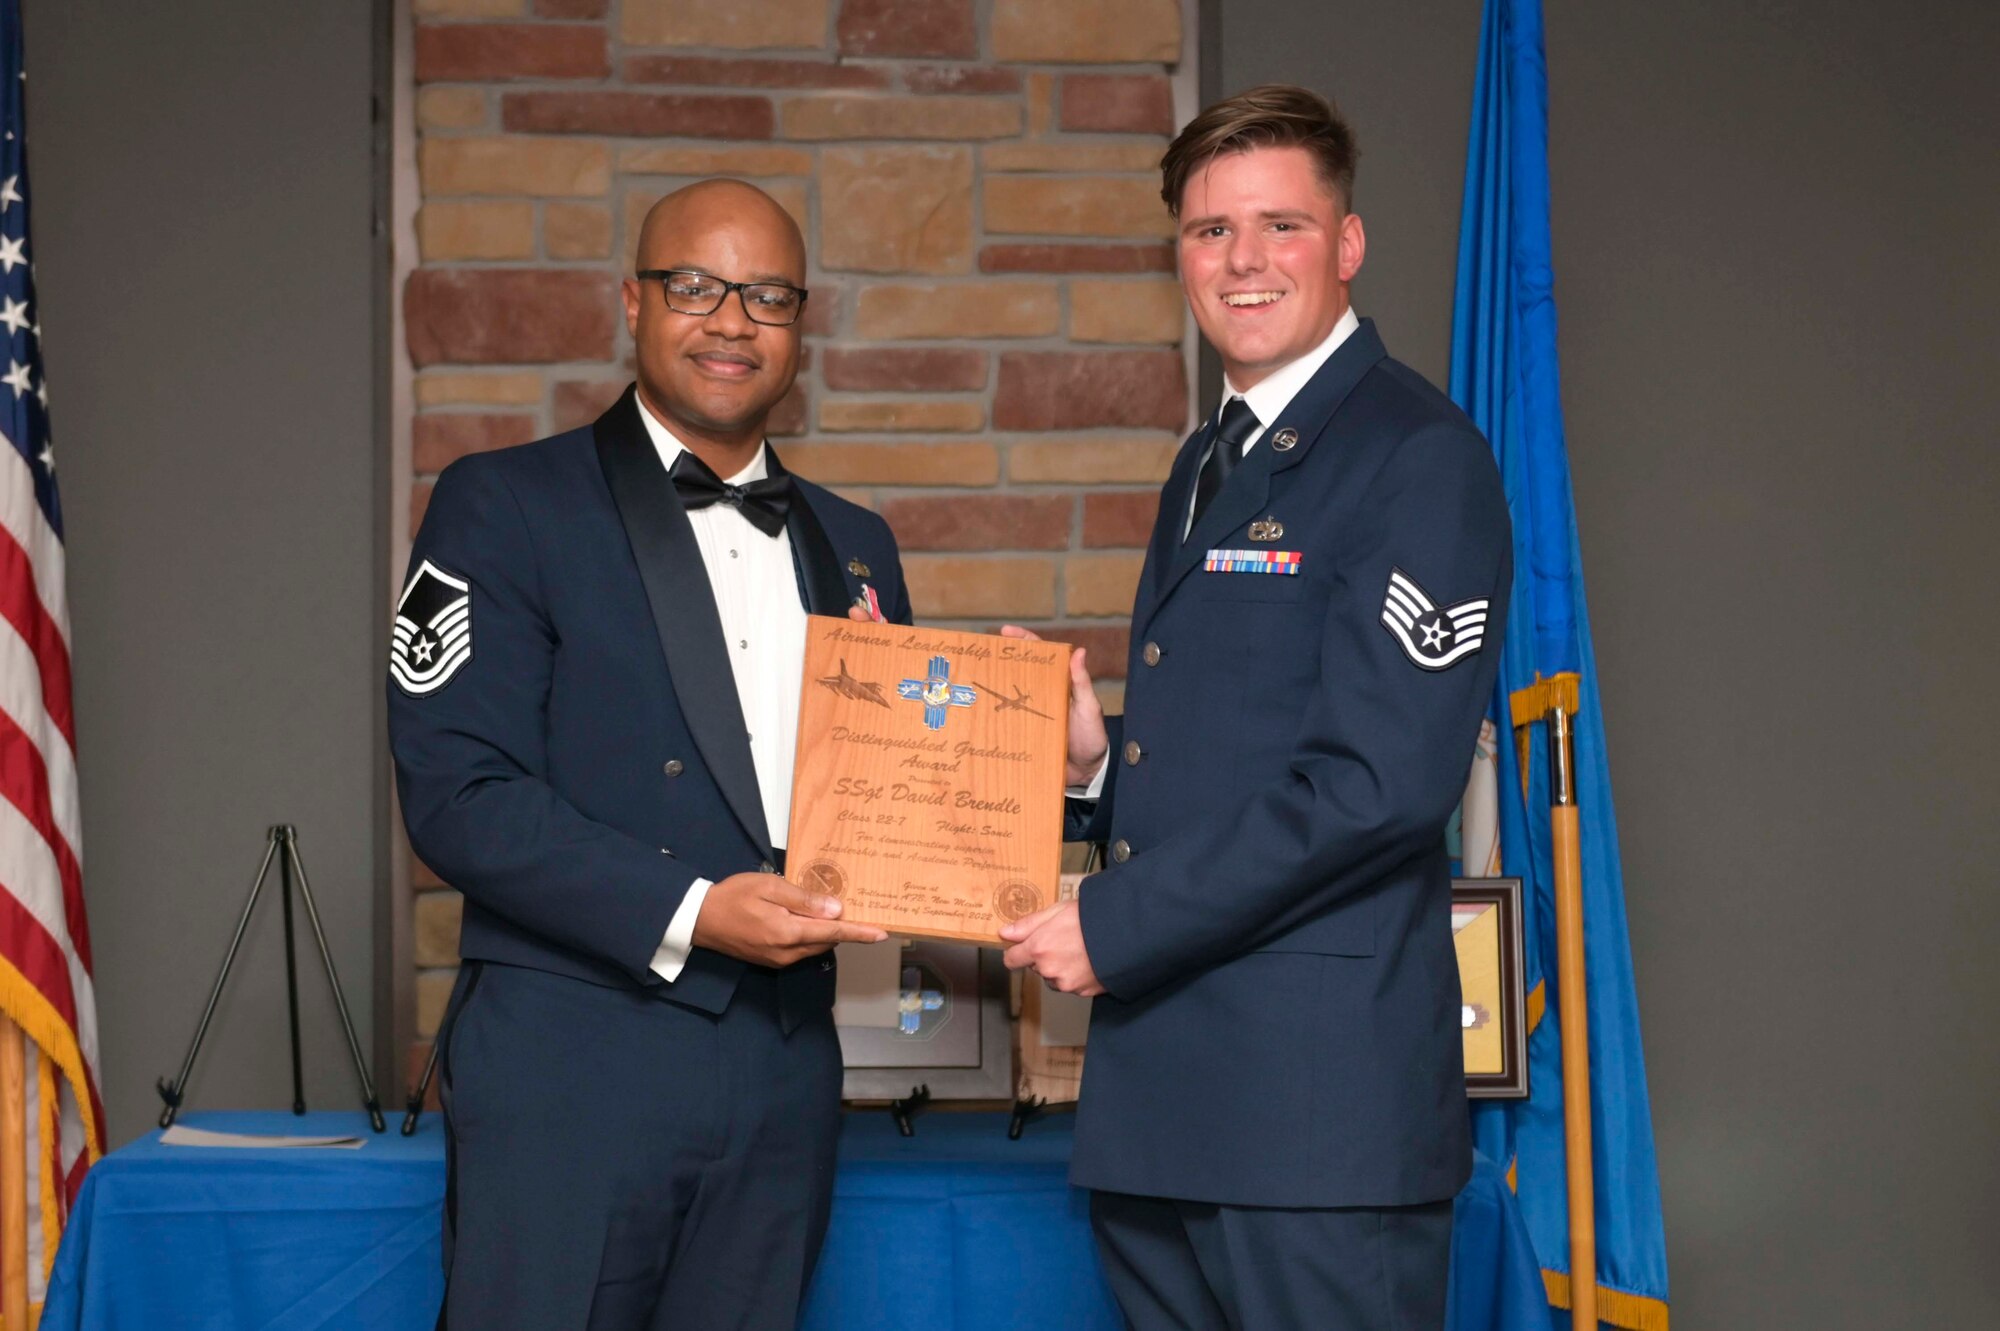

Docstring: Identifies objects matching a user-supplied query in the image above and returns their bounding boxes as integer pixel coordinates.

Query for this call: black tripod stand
[402,1038,440,1135]
[157,825,385,1132]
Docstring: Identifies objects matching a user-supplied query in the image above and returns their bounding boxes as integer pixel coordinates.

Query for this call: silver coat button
[1142,642,1162,667]
[663,760,684,777]
[1123,740,1143,766]
[1111,839,1131,863]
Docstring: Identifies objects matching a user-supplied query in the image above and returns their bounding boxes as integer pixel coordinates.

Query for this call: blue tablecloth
[800,1111,1119,1331]
[43,1110,1547,1330]
[43,1112,444,1331]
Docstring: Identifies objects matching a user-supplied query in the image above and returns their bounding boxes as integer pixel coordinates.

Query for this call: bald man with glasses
[390,180,909,1330]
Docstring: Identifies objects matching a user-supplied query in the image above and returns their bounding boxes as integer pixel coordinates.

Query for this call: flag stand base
[155,825,385,1132]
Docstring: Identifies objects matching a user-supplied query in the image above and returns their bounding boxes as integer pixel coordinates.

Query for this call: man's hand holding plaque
[786,616,1072,946]
[691,871,887,968]
[995,624,1107,996]
[1012,625,1111,789]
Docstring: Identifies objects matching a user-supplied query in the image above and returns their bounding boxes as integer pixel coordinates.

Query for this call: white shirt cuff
[650,876,713,982]
[1065,752,1111,802]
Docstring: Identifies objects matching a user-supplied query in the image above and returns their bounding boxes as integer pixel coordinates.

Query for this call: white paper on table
[159,1126,365,1149]
[831,939,902,1028]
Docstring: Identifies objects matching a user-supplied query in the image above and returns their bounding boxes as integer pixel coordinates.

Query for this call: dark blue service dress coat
[388,387,913,1327]
[1070,320,1513,1209]
[389,385,910,1029]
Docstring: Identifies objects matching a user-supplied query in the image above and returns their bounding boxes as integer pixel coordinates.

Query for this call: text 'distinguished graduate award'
[786,617,1070,946]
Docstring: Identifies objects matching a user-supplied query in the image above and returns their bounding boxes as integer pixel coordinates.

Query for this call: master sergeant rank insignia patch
[1380,567,1488,671]
[391,559,473,696]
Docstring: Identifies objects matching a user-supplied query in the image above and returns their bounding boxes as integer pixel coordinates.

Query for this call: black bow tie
[669,449,794,538]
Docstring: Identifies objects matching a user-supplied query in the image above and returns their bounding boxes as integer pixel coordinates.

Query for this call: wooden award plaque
[786,617,1070,946]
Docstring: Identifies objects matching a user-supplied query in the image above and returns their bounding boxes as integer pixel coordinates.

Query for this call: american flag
[0,0,103,1308]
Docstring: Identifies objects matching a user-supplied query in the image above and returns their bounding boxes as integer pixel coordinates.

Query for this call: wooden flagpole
[1513,674,1597,1329]
[1547,693,1597,1330]
[0,1014,27,1331]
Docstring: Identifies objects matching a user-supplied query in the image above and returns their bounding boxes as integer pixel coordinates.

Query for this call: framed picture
[834,937,1013,1101]
[1453,877,1529,1098]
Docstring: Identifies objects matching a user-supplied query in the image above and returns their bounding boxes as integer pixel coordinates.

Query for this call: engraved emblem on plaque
[801,859,846,899]
[994,880,1044,923]
[897,654,978,731]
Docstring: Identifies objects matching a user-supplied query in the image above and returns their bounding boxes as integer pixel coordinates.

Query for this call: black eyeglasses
[636,269,810,327]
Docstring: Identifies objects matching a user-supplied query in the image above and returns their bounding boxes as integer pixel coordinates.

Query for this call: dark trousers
[1090,1189,1454,1331]
[436,961,843,1330]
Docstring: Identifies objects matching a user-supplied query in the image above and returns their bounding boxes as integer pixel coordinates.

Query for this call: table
[42,1112,444,1330]
[800,1111,1119,1330]
[43,1110,1547,1330]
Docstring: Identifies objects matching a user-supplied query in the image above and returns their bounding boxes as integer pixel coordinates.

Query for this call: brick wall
[400,0,1191,1069]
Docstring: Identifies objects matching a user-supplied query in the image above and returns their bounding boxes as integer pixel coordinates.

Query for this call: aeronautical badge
[1380,567,1488,671]
[391,559,472,696]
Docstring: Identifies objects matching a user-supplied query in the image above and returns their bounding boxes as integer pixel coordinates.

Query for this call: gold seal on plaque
[994,880,1043,923]
[800,858,846,899]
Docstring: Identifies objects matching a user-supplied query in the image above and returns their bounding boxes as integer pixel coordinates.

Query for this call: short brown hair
[1159,84,1358,217]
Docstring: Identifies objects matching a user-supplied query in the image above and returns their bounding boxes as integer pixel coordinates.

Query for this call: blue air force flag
[1449,0,1671,1322]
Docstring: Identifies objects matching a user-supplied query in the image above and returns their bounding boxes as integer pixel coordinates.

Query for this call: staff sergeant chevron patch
[1380,566,1488,671]
[391,559,473,696]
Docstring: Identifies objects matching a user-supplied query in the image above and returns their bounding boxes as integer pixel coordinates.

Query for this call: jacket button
[1123,740,1143,766]
[662,759,684,777]
[1142,642,1162,667]
[819,956,834,972]
[759,860,776,874]
[1111,839,1131,863]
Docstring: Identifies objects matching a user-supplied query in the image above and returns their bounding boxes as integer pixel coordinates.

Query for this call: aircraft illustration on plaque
[973,681,1054,721]
[815,658,892,709]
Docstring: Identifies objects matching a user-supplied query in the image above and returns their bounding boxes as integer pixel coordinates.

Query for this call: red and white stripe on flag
[0,0,107,1309]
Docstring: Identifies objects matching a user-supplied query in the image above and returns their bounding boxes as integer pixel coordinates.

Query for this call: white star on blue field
[0,32,59,538]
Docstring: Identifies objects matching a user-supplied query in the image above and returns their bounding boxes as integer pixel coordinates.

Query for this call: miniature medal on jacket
[1380,566,1488,670]
[391,559,473,696]
[853,582,886,622]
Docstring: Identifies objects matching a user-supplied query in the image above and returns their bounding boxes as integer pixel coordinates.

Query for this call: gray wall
[1220,0,2000,1325]
[26,1,387,1144]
